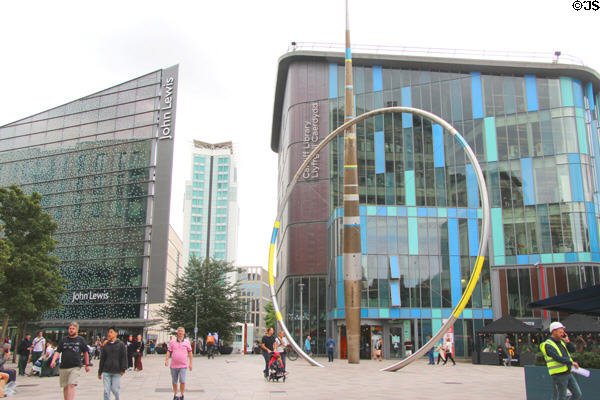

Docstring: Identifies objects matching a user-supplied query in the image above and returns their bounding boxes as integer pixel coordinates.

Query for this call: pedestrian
[50,321,91,400]
[443,341,456,366]
[374,338,383,361]
[165,327,193,400]
[98,327,127,400]
[30,331,46,373]
[0,344,16,383]
[94,337,103,360]
[206,333,215,358]
[304,335,312,356]
[261,327,276,380]
[326,337,335,362]
[435,341,446,365]
[126,335,135,370]
[134,334,144,371]
[540,321,582,400]
[275,331,288,370]
[504,337,513,366]
[426,335,435,365]
[17,333,31,376]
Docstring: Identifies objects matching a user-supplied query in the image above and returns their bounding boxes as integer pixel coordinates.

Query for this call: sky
[1,0,599,267]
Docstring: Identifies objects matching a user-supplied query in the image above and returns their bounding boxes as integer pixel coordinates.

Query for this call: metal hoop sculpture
[267,107,490,371]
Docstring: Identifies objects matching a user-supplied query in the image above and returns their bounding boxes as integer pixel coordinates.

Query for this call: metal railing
[286,42,586,66]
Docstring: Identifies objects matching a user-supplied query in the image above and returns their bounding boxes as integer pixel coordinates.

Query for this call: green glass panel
[560,77,574,107]
[491,207,505,257]
[484,117,498,162]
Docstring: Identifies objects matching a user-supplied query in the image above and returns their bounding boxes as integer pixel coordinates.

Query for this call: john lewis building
[0,66,178,334]
[271,50,600,358]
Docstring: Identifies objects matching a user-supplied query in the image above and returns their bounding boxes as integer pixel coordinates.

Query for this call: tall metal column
[342,0,361,364]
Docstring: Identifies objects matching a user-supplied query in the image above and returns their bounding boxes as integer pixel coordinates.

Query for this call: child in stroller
[267,351,286,382]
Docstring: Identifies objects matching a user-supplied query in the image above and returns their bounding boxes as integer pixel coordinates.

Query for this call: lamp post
[298,282,305,346]
[194,292,199,357]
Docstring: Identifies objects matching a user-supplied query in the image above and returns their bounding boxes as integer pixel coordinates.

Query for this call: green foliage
[159,257,243,343]
[264,302,276,330]
[0,185,67,328]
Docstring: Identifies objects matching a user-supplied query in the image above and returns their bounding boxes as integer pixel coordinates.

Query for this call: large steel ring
[267,106,490,371]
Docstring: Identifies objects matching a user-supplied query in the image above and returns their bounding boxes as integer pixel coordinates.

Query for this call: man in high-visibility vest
[540,321,582,400]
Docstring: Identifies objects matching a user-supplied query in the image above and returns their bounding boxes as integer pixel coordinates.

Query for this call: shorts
[170,367,187,384]
[59,367,80,388]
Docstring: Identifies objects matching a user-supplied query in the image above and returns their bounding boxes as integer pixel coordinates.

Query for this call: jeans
[263,352,271,376]
[31,351,42,365]
[552,373,582,400]
[427,350,434,364]
[102,372,121,400]
[327,350,334,362]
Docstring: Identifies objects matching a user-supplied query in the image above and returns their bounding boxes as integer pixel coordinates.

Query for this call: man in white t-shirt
[30,331,46,367]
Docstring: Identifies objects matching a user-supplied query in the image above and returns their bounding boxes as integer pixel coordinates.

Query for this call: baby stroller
[267,352,286,382]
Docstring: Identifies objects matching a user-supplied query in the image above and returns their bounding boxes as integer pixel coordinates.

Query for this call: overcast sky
[2,0,599,267]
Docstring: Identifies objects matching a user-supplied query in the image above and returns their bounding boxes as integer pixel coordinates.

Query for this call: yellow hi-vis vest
[540,339,572,375]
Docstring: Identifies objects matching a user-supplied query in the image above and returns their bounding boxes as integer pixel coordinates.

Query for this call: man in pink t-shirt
[165,327,192,400]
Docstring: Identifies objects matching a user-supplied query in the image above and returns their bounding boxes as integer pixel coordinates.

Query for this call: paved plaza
[7,354,526,399]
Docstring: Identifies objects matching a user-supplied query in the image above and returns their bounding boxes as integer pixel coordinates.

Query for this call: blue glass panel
[411,309,421,318]
[484,117,498,162]
[337,256,343,281]
[593,253,600,262]
[483,309,493,319]
[466,164,479,208]
[473,309,483,319]
[360,216,367,254]
[400,309,410,318]
[375,130,385,173]
[448,218,459,256]
[521,158,536,206]
[433,124,445,168]
[529,254,541,264]
[373,66,383,92]
[587,211,600,254]
[361,308,368,318]
[568,153,581,164]
[405,170,416,206]
[329,64,338,99]
[397,206,407,216]
[566,253,578,262]
[421,309,432,318]
[418,207,427,217]
[491,208,505,257]
[368,309,379,318]
[586,202,594,213]
[448,208,457,218]
[561,77,574,107]
[428,208,437,217]
[468,219,479,257]
[377,206,387,216]
[573,79,584,108]
[517,255,528,264]
[458,208,467,218]
[569,162,584,202]
[576,111,588,154]
[587,82,595,110]
[360,205,367,215]
[402,86,412,128]
[408,217,419,254]
[337,282,344,308]
[390,308,400,318]
[443,309,452,319]
[525,75,539,111]
[471,72,484,119]
[390,256,400,279]
[468,209,477,219]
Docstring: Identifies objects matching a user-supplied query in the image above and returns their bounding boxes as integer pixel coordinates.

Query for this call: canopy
[528,284,600,317]
[477,315,541,334]
[560,313,600,333]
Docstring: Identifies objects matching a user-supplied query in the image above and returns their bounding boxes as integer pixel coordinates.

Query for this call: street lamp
[298,282,305,346]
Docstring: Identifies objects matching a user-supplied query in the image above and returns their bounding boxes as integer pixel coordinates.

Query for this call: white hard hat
[549,322,566,332]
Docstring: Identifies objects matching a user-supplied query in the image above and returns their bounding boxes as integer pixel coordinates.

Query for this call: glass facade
[0,67,177,325]
[272,52,600,358]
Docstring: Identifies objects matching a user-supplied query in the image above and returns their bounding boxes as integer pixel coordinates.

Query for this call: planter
[472,351,480,364]
[524,365,600,400]
[156,347,167,355]
[219,346,233,355]
[519,352,536,366]
[480,352,500,365]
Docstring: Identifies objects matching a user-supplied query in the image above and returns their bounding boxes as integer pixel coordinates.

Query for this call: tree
[264,302,276,330]
[0,185,67,341]
[159,257,243,344]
